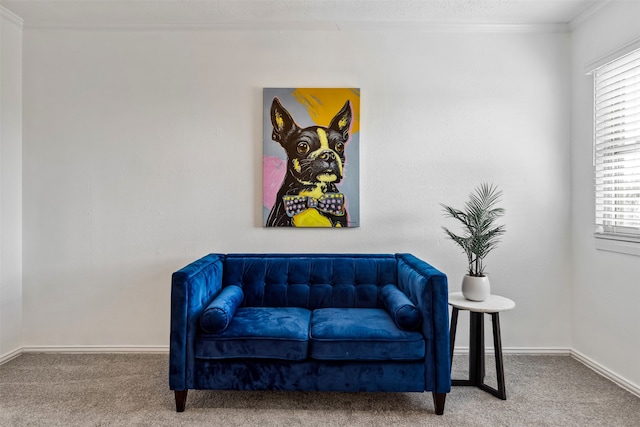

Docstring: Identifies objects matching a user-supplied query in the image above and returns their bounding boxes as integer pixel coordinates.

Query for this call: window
[592,47,640,249]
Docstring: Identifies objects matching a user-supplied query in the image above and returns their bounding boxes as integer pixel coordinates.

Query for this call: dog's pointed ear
[271,97,298,144]
[329,100,352,141]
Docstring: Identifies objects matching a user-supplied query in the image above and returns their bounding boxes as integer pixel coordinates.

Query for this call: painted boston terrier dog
[266,97,352,227]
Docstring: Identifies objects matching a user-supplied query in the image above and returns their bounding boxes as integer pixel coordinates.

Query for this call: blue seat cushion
[195,307,311,361]
[309,308,425,361]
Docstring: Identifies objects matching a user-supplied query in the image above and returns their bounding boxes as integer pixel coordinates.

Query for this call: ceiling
[0,0,606,29]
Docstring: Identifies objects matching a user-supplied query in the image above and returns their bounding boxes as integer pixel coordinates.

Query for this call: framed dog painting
[263,88,360,228]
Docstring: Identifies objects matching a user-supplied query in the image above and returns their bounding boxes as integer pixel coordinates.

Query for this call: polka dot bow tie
[283,193,346,217]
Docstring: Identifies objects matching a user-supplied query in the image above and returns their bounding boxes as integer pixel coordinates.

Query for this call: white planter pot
[461,275,490,302]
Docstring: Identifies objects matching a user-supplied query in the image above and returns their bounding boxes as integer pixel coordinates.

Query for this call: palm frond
[441,183,505,276]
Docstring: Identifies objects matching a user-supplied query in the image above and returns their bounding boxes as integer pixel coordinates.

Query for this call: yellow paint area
[292,159,301,173]
[275,111,285,131]
[338,115,349,131]
[293,183,342,227]
[299,184,326,200]
[318,173,337,182]
[311,128,343,180]
[292,88,360,134]
[317,128,329,149]
[293,209,333,227]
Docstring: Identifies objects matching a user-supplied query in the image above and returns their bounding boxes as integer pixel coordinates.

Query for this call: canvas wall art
[263,88,360,227]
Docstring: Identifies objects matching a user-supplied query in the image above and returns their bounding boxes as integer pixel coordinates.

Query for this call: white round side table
[448,292,515,400]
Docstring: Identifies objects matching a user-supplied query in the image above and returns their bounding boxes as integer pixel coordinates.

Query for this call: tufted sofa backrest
[222,254,398,309]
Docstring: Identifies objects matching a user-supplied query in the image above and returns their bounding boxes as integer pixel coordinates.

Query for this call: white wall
[0,7,23,360]
[571,1,640,391]
[20,26,572,350]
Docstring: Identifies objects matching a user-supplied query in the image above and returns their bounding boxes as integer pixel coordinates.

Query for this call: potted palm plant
[441,183,505,301]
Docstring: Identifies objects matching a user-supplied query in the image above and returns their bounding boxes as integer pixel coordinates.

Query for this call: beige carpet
[1,353,639,426]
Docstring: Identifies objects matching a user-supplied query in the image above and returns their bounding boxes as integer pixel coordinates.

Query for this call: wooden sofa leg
[432,392,446,415]
[174,390,188,412]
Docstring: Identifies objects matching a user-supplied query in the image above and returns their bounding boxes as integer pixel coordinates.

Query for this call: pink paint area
[263,156,287,209]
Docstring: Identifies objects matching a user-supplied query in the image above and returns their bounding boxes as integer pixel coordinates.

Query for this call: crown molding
[570,0,613,30]
[0,5,23,27]
[20,19,571,33]
[339,22,571,34]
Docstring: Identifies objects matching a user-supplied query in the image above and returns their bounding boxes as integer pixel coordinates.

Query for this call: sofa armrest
[169,253,225,391]
[395,253,451,394]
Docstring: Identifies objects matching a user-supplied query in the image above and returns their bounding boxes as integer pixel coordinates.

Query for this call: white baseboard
[10,345,567,357]
[5,345,567,363]
[571,350,640,398]
[453,346,640,397]
[3,345,639,398]
[21,345,169,354]
[0,347,23,365]
[1,345,170,364]
[453,346,571,356]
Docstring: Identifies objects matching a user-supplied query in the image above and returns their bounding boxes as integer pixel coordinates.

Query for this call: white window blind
[593,48,640,240]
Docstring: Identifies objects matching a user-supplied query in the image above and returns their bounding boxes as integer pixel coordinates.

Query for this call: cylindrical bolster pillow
[380,284,422,331]
[200,285,244,333]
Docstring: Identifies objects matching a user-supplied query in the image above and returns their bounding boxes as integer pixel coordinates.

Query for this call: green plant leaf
[441,183,505,276]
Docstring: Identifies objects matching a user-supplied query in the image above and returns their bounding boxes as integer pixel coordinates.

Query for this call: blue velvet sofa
[169,253,451,414]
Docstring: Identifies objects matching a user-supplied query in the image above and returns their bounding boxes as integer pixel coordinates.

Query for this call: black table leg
[451,311,507,399]
[492,313,506,399]
[449,308,459,370]
[469,311,484,386]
